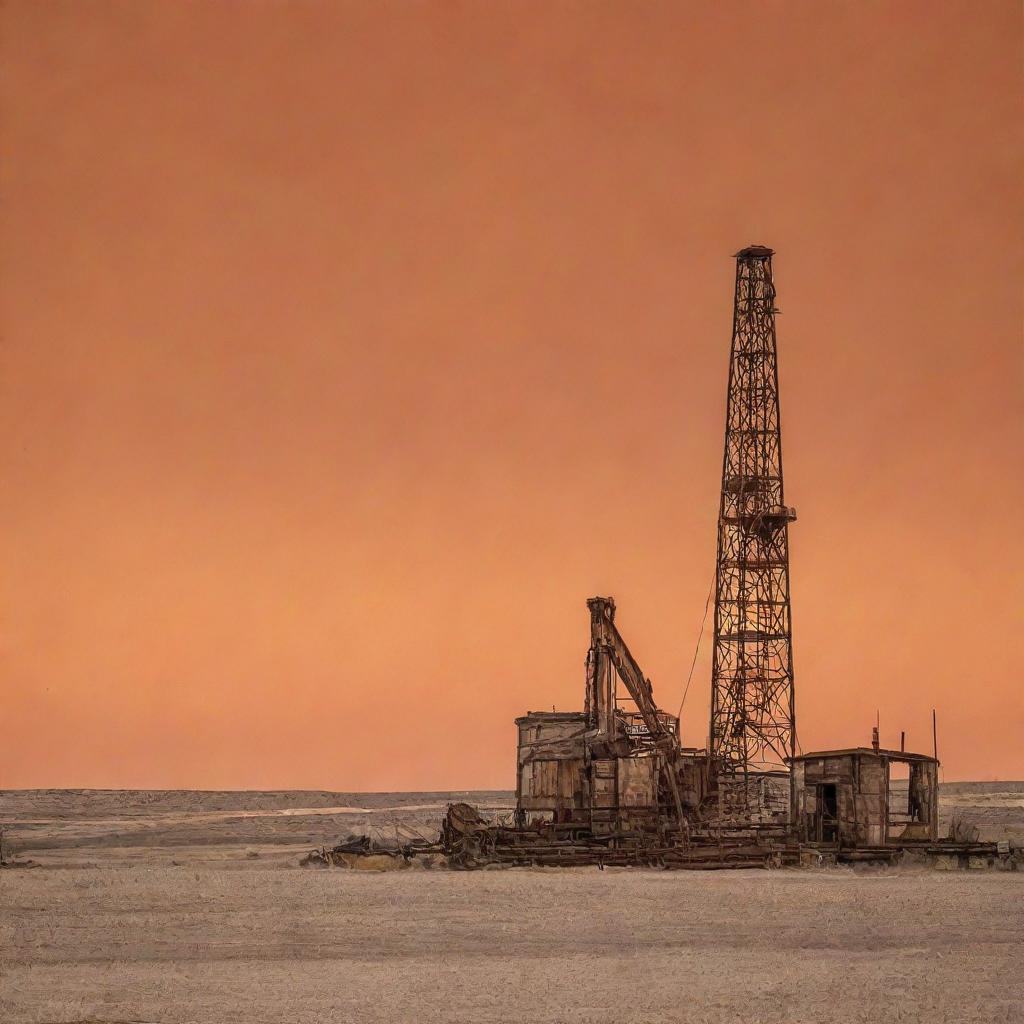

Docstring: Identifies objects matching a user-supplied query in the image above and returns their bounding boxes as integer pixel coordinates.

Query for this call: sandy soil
[2,786,1022,1024]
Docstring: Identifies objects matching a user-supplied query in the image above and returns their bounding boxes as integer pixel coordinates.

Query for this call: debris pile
[301,826,445,869]
[302,802,1020,872]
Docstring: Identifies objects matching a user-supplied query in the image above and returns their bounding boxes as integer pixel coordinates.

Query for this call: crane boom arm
[586,596,686,824]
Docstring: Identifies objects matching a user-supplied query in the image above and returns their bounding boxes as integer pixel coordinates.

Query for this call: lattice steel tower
[709,245,796,775]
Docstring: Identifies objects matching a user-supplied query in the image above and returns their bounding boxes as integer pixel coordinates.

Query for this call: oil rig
[441,246,965,868]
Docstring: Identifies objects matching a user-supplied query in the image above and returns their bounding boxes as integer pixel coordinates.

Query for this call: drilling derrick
[710,246,796,781]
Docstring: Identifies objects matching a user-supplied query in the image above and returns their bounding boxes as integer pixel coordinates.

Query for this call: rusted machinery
[516,596,710,836]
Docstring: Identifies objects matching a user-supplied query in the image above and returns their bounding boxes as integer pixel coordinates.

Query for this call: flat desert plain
[1,785,1022,1024]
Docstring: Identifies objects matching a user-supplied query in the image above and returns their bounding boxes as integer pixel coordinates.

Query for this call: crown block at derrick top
[733,244,770,260]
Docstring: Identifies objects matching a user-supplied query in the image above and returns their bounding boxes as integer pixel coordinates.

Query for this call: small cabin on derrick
[790,748,939,846]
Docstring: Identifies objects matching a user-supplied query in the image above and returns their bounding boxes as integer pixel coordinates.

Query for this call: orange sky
[2,1,1022,789]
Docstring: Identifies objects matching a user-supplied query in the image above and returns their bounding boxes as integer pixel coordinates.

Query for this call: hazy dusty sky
[2,1,1021,788]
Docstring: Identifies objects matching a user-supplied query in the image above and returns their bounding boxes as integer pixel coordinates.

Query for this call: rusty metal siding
[617,756,657,808]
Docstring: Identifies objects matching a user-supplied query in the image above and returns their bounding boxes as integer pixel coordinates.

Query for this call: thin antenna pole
[932,709,938,762]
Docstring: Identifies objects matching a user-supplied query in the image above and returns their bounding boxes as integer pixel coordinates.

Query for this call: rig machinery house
[515,597,708,832]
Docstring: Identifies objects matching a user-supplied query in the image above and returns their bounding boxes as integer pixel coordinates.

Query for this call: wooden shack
[790,748,939,846]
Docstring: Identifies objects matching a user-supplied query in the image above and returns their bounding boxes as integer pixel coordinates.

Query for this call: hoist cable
[676,574,715,723]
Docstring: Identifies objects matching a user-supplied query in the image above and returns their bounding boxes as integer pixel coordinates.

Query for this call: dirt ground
[2,786,1022,1024]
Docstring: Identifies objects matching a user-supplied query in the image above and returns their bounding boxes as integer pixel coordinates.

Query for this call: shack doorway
[817,783,838,843]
